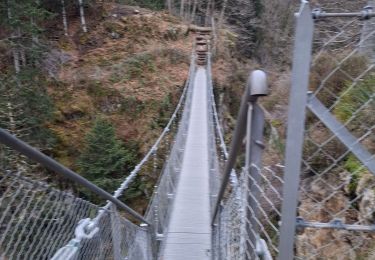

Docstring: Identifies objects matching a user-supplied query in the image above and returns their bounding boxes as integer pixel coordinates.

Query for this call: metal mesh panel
[207,54,223,212]
[0,171,97,259]
[244,165,284,259]
[290,3,375,259]
[213,165,284,260]
[76,207,152,260]
[212,176,243,260]
[0,170,152,260]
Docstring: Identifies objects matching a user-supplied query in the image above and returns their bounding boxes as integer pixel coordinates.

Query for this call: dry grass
[50,4,194,166]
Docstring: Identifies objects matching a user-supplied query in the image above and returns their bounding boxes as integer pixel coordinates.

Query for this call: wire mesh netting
[207,54,224,212]
[210,68,283,259]
[212,172,243,259]
[244,165,284,259]
[0,170,153,260]
[0,171,97,259]
[212,164,284,260]
[293,4,375,259]
[75,206,152,260]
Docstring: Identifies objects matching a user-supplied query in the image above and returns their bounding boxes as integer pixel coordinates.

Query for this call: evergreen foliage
[78,118,136,192]
[0,70,55,171]
[0,71,54,141]
[2,0,53,68]
[4,0,51,32]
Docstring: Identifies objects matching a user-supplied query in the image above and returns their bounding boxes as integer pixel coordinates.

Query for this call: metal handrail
[312,5,375,20]
[0,128,150,225]
[211,70,268,224]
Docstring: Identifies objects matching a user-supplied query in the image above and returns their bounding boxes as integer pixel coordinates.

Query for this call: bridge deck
[161,68,212,259]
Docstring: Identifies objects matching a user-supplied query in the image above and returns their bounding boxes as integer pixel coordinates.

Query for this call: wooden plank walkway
[161,68,212,259]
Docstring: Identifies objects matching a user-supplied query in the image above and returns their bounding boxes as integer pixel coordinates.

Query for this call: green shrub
[310,54,368,107]
[334,74,375,123]
[345,155,367,196]
[155,93,173,127]
[110,53,156,83]
[120,96,145,117]
[0,69,56,148]
[78,118,138,199]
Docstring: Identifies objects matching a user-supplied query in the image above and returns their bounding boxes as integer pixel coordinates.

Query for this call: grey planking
[161,68,212,259]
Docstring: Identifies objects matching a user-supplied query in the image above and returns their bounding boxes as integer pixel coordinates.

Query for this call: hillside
[49,5,192,166]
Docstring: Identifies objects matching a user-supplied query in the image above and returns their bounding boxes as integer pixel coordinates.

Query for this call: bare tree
[78,0,87,33]
[61,0,68,36]
[205,0,212,25]
[6,0,21,73]
[218,0,228,29]
[191,0,198,23]
[166,0,173,13]
[180,0,185,18]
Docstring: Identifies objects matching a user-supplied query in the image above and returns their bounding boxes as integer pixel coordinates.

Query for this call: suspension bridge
[2,1,375,259]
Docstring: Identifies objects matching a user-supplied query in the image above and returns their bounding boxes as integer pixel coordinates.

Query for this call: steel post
[245,103,265,259]
[278,2,314,259]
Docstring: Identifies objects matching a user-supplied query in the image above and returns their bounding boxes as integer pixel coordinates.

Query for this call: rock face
[296,169,375,259]
[297,229,357,260]
[359,189,375,222]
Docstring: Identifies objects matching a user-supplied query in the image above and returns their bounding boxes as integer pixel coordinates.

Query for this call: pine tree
[4,0,52,72]
[0,70,55,173]
[78,118,135,192]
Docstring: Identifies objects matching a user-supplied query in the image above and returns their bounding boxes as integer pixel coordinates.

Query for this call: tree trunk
[186,0,192,21]
[13,50,20,73]
[7,3,12,19]
[205,0,212,26]
[166,0,172,13]
[78,0,88,33]
[180,0,185,19]
[191,0,197,24]
[16,27,24,69]
[218,0,228,29]
[62,0,69,36]
[7,0,20,73]
[20,50,26,67]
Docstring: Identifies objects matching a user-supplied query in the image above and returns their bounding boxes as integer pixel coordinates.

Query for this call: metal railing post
[211,70,268,223]
[211,78,251,224]
[278,2,314,259]
[211,70,268,259]
[244,102,266,259]
[242,71,267,259]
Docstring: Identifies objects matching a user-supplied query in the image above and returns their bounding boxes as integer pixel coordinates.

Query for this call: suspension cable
[207,53,228,160]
